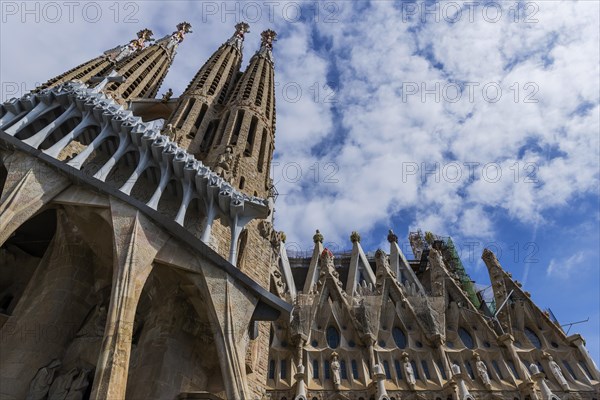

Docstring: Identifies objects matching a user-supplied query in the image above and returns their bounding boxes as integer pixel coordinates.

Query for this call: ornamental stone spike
[313,229,323,243]
[373,363,389,400]
[293,363,307,400]
[387,229,398,243]
[452,364,475,400]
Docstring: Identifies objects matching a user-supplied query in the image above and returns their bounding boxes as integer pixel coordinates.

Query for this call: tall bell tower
[164,22,249,153]
[204,29,277,199]
[166,28,280,398]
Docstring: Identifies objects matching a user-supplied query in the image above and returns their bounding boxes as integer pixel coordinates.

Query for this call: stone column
[187,267,259,400]
[498,333,530,382]
[569,334,600,381]
[529,364,557,400]
[90,198,168,400]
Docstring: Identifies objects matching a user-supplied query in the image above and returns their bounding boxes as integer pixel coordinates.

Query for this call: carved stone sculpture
[65,369,91,400]
[213,146,234,182]
[331,352,341,389]
[26,359,61,400]
[161,88,173,102]
[545,353,571,391]
[473,352,492,389]
[402,352,416,389]
[48,368,78,400]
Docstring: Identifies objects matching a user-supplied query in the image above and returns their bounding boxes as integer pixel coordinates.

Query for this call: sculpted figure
[213,146,234,182]
[546,354,570,390]
[330,352,341,388]
[402,352,416,388]
[48,368,78,400]
[161,88,173,102]
[26,359,61,400]
[64,369,91,400]
[474,352,492,389]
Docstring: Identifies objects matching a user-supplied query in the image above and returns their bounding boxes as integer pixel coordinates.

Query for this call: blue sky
[1,0,598,364]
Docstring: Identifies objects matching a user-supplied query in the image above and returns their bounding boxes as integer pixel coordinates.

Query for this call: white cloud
[547,251,586,278]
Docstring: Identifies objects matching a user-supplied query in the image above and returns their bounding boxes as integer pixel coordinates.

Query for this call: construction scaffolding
[409,230,481,309]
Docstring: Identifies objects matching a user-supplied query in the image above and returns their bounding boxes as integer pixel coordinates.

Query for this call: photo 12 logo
[401,161,539,184]
[401,82,539,104]
[400,1,539,24]
[1,1,140,23]
[198,1,341,24]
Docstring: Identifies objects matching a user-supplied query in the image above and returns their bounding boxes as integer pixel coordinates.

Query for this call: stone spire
[35,28,155,92]
[101,22,192,104]
[164,22,249,151]
[203,29,278,198]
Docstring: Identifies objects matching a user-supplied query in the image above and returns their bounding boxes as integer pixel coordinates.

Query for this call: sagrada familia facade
[0,21,598,400]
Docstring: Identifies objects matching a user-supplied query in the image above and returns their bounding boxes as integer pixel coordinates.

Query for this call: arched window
[465,361,475,379]
[383,360,391,379]
[492,360,504,380]
[326,326,340,348]
[312,359,319,379]
[351,360,359,379]
[394,360,403,379]
[422,360,431,380]
[458,327,475,349]
[507,360,519,378]
[280,360,287,379]
[392,327,407,348]
[410,360,420,379]
[340,360,348,379]
[236,228,248,267]
[562,361,578,380]
[268,359,275,379]
[435,359,447,380]
[525,327,542,349]
[244,116,258,156]
[324,360,330,379]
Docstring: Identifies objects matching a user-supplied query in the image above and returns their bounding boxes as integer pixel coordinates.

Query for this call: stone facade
[0,21,598,400]
[266,231,600,399]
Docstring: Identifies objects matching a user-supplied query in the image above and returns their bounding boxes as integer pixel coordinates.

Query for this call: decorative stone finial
[313,230,323,243]
[110,28,154,62]
[280,232,286,243]
[257,29,277,62]
[350,231,361,243]
[177,21,193,34]
[260,29,277,49]
[235,22,250,38]
[172,22,192,43]
[137,28,154,42]
[321,248,333,260]
[227,22,250,49]
[387,229,398,243]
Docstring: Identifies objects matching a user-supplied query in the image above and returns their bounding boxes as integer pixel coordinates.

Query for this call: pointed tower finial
[106,28,154,63]
[172,22,192,44]
[257,29,277,62]
[313,229,323,243]
[227,22,250,50]
[387,229,398,243]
